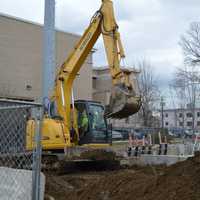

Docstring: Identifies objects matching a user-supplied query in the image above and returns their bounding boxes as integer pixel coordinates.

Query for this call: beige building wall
[0,14,92,101]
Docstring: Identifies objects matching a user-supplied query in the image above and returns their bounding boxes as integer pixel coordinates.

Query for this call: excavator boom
[54,0,141,123]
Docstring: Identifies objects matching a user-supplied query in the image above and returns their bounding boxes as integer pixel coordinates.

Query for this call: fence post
[32,107,43,200]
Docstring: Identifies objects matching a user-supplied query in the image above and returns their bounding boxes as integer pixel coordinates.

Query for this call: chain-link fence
[0,99,44,200]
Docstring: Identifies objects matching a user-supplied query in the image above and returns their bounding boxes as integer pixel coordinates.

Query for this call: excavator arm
[52,0,141,140]
[100,0,141,118]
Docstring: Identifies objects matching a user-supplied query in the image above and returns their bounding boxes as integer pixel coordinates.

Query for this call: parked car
[168,128,185,137]
[113,129,129,140]
[112,130,123,141]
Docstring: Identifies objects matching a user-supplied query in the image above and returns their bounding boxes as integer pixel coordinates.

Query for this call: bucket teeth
[105,84,141,119]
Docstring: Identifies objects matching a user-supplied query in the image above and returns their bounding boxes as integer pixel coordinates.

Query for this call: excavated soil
[45,152,200,200]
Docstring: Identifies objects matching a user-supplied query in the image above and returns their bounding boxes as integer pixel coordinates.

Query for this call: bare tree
[180,22,200,65]
[137,60,160,127]
[171,66,200,130]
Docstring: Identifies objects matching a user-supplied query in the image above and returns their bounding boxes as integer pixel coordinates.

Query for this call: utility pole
[42,0,56,106]
[33,1,56,200]
[160,96,165,133]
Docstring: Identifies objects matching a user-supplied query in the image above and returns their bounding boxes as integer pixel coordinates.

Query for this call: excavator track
[41,149,121,175]
[0,153,120,176]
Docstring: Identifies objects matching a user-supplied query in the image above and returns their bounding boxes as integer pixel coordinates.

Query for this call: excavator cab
[26,100,111,152]
[75,100,112,145]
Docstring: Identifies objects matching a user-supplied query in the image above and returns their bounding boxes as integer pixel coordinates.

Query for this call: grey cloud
[0,0,199,100]
[0,0,44,23]
[55,0,100,34]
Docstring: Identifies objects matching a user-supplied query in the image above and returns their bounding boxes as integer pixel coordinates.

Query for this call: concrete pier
[121,154,193,166]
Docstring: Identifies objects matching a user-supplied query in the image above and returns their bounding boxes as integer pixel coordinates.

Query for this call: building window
[179,113,183,118]
[186,113,193,118]
[187,121,193,127]
[165,122,169,126]
[26,84,32,91]
[165,113,168,117]
[197,112,200,117]
[179,122,183,126]
[197,121,200,126]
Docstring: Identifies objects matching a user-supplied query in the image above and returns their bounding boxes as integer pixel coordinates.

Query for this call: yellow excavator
[26,0,141,154]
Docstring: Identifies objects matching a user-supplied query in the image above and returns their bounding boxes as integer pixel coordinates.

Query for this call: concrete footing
[0,167,45,200]
[121,154,193,166]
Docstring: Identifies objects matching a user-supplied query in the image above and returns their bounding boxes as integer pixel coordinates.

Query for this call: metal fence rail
[0,100,43,200]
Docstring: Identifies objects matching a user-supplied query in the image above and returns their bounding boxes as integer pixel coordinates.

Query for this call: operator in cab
[79,110,89,136]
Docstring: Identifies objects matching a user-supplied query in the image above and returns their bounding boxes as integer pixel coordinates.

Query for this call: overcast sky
[0,0,200,106]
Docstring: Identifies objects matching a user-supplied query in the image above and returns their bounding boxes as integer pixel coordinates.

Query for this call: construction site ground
[45,152,200,200]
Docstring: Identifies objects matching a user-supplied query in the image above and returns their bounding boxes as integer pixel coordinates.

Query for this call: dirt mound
[45,152,200,200]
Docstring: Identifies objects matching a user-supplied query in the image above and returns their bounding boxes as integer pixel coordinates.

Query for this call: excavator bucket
[105,84,141,119]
